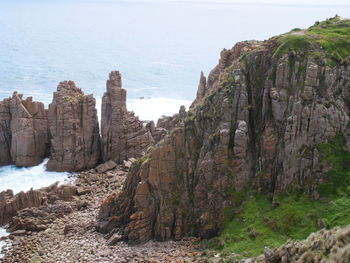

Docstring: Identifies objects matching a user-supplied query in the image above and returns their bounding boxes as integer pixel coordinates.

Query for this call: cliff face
[10,93,49,167]
[0,93,49,167]
[47,81,101,172]
[97,19,350,242]
[0,98,12,166]
[101,71,154,164]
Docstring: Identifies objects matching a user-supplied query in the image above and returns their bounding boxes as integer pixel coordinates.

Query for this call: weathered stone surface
[190,72,207,108]
[156,105,187,134]
[0,183,77,226]
[98,37,350,243]
[95,160,117,173]
[0,98,12,166]
[101,71,154,164]
[47,81,101,172]
[0,93,49,167]
[10,92,49,167]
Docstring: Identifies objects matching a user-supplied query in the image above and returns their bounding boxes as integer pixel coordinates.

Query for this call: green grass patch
[273,35,312,57]
[273,16,350,66]
[204,134,350,257]
[308,16,350,65]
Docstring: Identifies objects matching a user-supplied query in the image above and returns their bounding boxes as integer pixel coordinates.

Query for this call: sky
[106,0,348,7]
[173,0,350,5]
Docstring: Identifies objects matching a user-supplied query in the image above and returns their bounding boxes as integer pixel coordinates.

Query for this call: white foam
[0,227,8,259]
[127,97,192,122]
[96,97,192,123]
[0,159,70,194]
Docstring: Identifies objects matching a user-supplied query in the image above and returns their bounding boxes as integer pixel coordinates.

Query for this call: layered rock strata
[101,71,154,163]
[98,26,350,242]
[0,183,77,226]
[0,93,49,167]
[47,81,101,172]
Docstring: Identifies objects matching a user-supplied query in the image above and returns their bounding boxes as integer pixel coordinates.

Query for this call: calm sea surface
[0,0,349,192]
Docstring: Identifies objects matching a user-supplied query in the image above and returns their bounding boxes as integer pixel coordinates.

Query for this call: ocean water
[0,227,8,258]
[0,1,349,200]
[0,159,70,194]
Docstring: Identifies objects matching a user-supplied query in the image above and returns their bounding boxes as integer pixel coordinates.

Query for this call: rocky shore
[0,163,202,263]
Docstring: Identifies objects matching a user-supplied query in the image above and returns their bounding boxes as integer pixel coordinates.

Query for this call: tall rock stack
[0,93,49,167]
[47,81,101,172]
[10,93,49,167]
[101,71,154,163]
[0,98,12,166]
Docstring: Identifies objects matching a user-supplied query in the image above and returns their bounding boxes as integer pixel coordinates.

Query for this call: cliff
[97,17,350,243]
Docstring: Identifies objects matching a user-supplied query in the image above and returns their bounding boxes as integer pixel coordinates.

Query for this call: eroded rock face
[0,183,77,226]
[0,93,49,167]
[156,105,187,133]
[190,72,207,108]
[101,71,154,164]
[47,81,101,172]
[0,98,12,166]
[98,39,350,243]
[10,93,49,167]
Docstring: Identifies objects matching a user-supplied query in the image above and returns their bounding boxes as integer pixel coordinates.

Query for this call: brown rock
[0,183,77,226]
[190,72,207,108]
[10,92,49,167]
[98,35,350,243]
[101,71,154,164]
[95,160,117,173]
[47,81,101,172]
[0,98,12,166]
[0,93,49,167]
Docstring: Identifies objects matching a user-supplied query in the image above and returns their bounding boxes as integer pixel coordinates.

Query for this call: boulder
[95,160,117,173]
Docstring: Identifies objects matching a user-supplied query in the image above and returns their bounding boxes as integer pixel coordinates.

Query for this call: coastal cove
[1,1,350,262]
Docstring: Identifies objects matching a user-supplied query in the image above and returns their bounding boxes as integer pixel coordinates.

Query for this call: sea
[0,0,349,242]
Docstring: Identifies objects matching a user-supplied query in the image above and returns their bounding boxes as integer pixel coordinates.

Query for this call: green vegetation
[273,16,350,66]
[205,134,350,257]
[274,35,312,57]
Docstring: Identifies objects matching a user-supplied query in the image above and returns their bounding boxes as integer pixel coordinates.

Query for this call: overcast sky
[172,0,350,6]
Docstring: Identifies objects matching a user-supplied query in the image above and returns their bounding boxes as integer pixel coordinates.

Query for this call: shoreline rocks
[0,165,201,263]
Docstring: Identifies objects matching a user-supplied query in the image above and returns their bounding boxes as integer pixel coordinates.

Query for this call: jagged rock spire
[101,71,154,164]
[47,81,101,172]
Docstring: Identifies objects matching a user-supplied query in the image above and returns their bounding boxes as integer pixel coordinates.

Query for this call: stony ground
[0,167,203,263]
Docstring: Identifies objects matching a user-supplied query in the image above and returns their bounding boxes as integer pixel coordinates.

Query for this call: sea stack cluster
[0,71,174,172]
